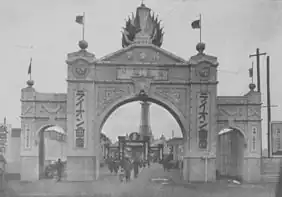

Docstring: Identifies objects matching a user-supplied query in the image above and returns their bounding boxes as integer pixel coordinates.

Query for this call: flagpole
[83,12,85,40]
[200,14,202,43]
[251,61,254,84]
[29,57,32,81]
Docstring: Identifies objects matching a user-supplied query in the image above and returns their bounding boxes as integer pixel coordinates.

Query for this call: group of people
[106,156,149,183]
[44,158,65,181]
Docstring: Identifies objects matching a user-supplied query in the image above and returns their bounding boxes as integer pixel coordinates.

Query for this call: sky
[1,0,282,147]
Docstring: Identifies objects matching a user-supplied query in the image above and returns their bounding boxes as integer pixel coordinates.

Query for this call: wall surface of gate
[20,85,67,181]
[217,88,262,182]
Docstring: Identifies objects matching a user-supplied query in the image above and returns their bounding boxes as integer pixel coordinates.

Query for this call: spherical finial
[196,42,206,54]
[26,80,34,87]
[78,40,88,50]
[249,83,256,91]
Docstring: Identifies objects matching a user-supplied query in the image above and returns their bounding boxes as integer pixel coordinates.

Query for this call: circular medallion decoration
[72,66,89,79]
[198,67,210,78]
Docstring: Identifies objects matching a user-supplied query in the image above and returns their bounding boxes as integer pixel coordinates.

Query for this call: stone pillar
[139,101,152,140]
[65,40,96,181]
[244,84,262,182]
[20,80,39,181]
[185,43,219,182]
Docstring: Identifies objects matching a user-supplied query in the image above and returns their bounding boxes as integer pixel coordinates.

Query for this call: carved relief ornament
[72,66,90,79]
[152,52,160,61]
[248,107,260,118]
[198,67,210,78]
[132,77,152,95]
[155,88,181,103]
[126,51,133,60]
[155,88,186,118]
[218,107,244,117]
[22,106,33,115]
[40,104,62,114]
[139,52,147,61]
[97,87,130,114]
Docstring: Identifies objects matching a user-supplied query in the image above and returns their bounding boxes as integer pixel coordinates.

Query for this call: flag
[191,19,201,29]
[28,58,32,75]
[75,15,84,25]
[249,67,253,78]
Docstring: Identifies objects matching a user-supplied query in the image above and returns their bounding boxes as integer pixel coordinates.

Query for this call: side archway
[36,124,67,179]
[216,127,245,181]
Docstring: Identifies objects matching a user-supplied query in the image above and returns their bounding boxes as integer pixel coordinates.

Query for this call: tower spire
[139,101,153,141]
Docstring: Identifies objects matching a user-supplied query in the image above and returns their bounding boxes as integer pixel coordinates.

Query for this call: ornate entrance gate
[64,2,219,180]
[105,132,164,165]
[118,133,149,161]
[20,3,223,182]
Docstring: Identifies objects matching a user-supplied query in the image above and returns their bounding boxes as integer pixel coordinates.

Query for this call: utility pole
[266,56,271,158]
[249,48,266,92]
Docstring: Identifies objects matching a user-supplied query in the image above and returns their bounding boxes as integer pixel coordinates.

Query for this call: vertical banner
[144,142,148,160]
[24,124,31,149]
[197,92,210,150]
[74,90,87,148]
[271,122,282,156]
[159,144,163,160]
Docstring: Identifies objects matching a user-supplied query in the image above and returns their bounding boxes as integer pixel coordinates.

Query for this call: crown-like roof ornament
[121,3,164,48]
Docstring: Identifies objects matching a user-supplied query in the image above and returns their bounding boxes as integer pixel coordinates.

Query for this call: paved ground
[2,163,280,197]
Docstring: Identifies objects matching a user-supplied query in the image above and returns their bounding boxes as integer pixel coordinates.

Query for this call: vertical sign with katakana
[74,90,87,148]
[197,92,210,150]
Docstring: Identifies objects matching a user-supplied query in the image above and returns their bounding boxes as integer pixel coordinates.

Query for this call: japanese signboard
[0,124,8,148]
[24,124,31,149]
[271,121,282,156]
[117,67,168,81]
[74,90,87,148]
[197,92,210,150]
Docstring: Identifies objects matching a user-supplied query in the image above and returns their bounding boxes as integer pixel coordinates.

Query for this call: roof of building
[0,154,6,163]
[45,126,66,135]
[151,139,165,146]
[11,128,21,138]
[166,137,183,145]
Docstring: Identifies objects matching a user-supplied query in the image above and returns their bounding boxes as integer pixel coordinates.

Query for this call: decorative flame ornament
[121,3,164,48]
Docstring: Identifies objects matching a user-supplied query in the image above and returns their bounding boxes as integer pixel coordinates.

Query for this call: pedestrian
[113,158,119,175]
[107,157,113,173]
[133,158,139,178]
[123,158,132,182]
[56,158,64,182]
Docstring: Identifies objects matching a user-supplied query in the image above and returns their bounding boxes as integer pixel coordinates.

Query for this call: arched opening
[37,125,67,180]
[99,96,186,137]
[99,95,185,178]
[216,127,246,182]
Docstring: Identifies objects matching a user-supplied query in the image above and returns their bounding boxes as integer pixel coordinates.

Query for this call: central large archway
[98,94,188,139]
[96,93,188,178]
